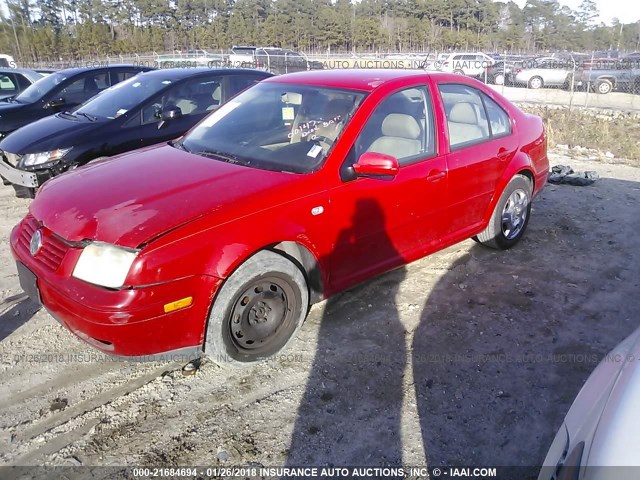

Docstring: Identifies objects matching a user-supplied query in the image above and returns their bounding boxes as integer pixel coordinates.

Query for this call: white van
[0,54,16,68]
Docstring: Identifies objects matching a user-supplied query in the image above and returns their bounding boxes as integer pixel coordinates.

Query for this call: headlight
[72,242,138,288]
[22,147,72,167]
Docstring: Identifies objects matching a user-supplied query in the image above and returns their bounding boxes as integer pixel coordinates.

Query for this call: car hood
[0,113,101,153]
[31,144,304,248]
[0,101,26,112]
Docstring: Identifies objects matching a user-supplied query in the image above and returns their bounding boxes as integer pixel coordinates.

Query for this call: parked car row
[0,65,272,197]
[481,54,640,94]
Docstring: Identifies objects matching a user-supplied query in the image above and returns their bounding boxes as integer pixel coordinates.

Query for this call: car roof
[53,64,149,75]
[264,69,465,92]
[134,67,272,81]
[0,67,42,76]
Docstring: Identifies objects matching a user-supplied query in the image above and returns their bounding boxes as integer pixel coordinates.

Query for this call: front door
[328,85,448,293]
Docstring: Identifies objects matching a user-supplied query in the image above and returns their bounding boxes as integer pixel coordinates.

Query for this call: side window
[112,70,139,84]
[438,83,491,149]
[355,86,435,166]
[227,75,262,99]
[0,74,16,92]
[141,76,224,124]
[482,94,511,137]
[15,73,32,90]
[57,73,109,104]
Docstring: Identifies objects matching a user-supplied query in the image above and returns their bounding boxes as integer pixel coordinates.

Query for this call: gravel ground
[0,150,639,474]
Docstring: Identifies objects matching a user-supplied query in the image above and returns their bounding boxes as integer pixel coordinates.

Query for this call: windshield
[15,72,68,103]
[75,74,172,119]
[180,83,366,173]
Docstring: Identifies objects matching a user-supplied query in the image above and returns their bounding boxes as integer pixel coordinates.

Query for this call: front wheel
[204,250,309,366]
[476,174,532,250]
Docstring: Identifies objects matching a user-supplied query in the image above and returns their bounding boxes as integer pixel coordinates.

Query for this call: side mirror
[353,152,399,179]
[46,97,66,110]
[158,105,182,129]
[161,105,182,121]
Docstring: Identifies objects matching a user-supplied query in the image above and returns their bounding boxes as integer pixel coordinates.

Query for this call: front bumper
[0,159,40,188]
[11,218,223,357]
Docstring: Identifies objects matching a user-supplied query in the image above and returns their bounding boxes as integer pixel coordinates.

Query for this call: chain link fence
[16,51,640,111]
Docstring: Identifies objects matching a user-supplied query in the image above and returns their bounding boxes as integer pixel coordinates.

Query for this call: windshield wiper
[58,111,78,120]
[191,149,243,164]
[76,112,97,121]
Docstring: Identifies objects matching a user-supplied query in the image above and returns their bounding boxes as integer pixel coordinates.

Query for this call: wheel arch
[208,238,325,306]
[482,153,535,227]
[269,241,324,304]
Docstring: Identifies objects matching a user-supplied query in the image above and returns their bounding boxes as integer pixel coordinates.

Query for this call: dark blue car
[0,68,272,197]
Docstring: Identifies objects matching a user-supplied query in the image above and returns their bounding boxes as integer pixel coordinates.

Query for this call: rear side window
[482,94,511,137]
[439,84,512,149]
[0,74,16,92]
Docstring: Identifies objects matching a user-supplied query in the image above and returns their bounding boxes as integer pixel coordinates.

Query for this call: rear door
[437,82,518,239]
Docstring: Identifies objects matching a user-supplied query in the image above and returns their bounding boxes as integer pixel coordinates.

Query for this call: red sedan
[10,69,548,364]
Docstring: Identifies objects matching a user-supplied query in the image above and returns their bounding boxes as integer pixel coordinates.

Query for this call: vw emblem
[30,229,43,256]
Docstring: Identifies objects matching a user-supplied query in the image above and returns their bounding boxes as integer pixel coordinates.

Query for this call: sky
[507,0,640,25]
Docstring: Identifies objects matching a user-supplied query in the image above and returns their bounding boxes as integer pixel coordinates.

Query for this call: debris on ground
[548,165,599,186]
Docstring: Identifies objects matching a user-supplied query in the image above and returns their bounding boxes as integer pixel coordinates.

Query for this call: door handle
[426,170,446,182]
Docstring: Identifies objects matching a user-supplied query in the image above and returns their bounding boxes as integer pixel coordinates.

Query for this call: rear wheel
[494,73,505,85]
[453,69,465,75]
[204,250,308,366]
[476,174,532,250]
[595,79,613,94]
[528,76,544,89]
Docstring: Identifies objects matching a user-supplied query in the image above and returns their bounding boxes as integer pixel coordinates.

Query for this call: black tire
[595,79,613,95]
[528,76,544,89]
[204,250,308,366]
[476,174,532,250]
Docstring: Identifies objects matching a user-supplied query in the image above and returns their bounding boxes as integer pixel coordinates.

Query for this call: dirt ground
[1,150,639,476]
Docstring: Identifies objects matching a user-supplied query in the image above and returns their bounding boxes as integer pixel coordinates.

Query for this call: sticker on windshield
[116,109,127,117]
[307,144,323,158]
[282,107,295,121]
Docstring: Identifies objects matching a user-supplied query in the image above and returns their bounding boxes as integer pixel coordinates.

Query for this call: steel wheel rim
[228,276,296,355]
[531,78,542,89]
[501,188,529,240]
[598,83,610,94]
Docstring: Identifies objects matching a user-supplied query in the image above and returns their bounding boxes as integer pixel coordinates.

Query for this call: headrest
[381,113,421,139]
[449,102,478,124]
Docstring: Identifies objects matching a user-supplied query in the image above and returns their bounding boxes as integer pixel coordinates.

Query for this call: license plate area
[16,262,42,306]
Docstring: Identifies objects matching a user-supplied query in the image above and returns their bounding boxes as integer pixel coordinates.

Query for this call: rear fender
[481,152,535,226]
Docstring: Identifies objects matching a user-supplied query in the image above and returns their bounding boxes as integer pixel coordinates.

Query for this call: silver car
[511,58,575,89]
[539,326,640,480]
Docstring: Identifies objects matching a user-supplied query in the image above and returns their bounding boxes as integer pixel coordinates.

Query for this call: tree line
[1,0,639,62]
